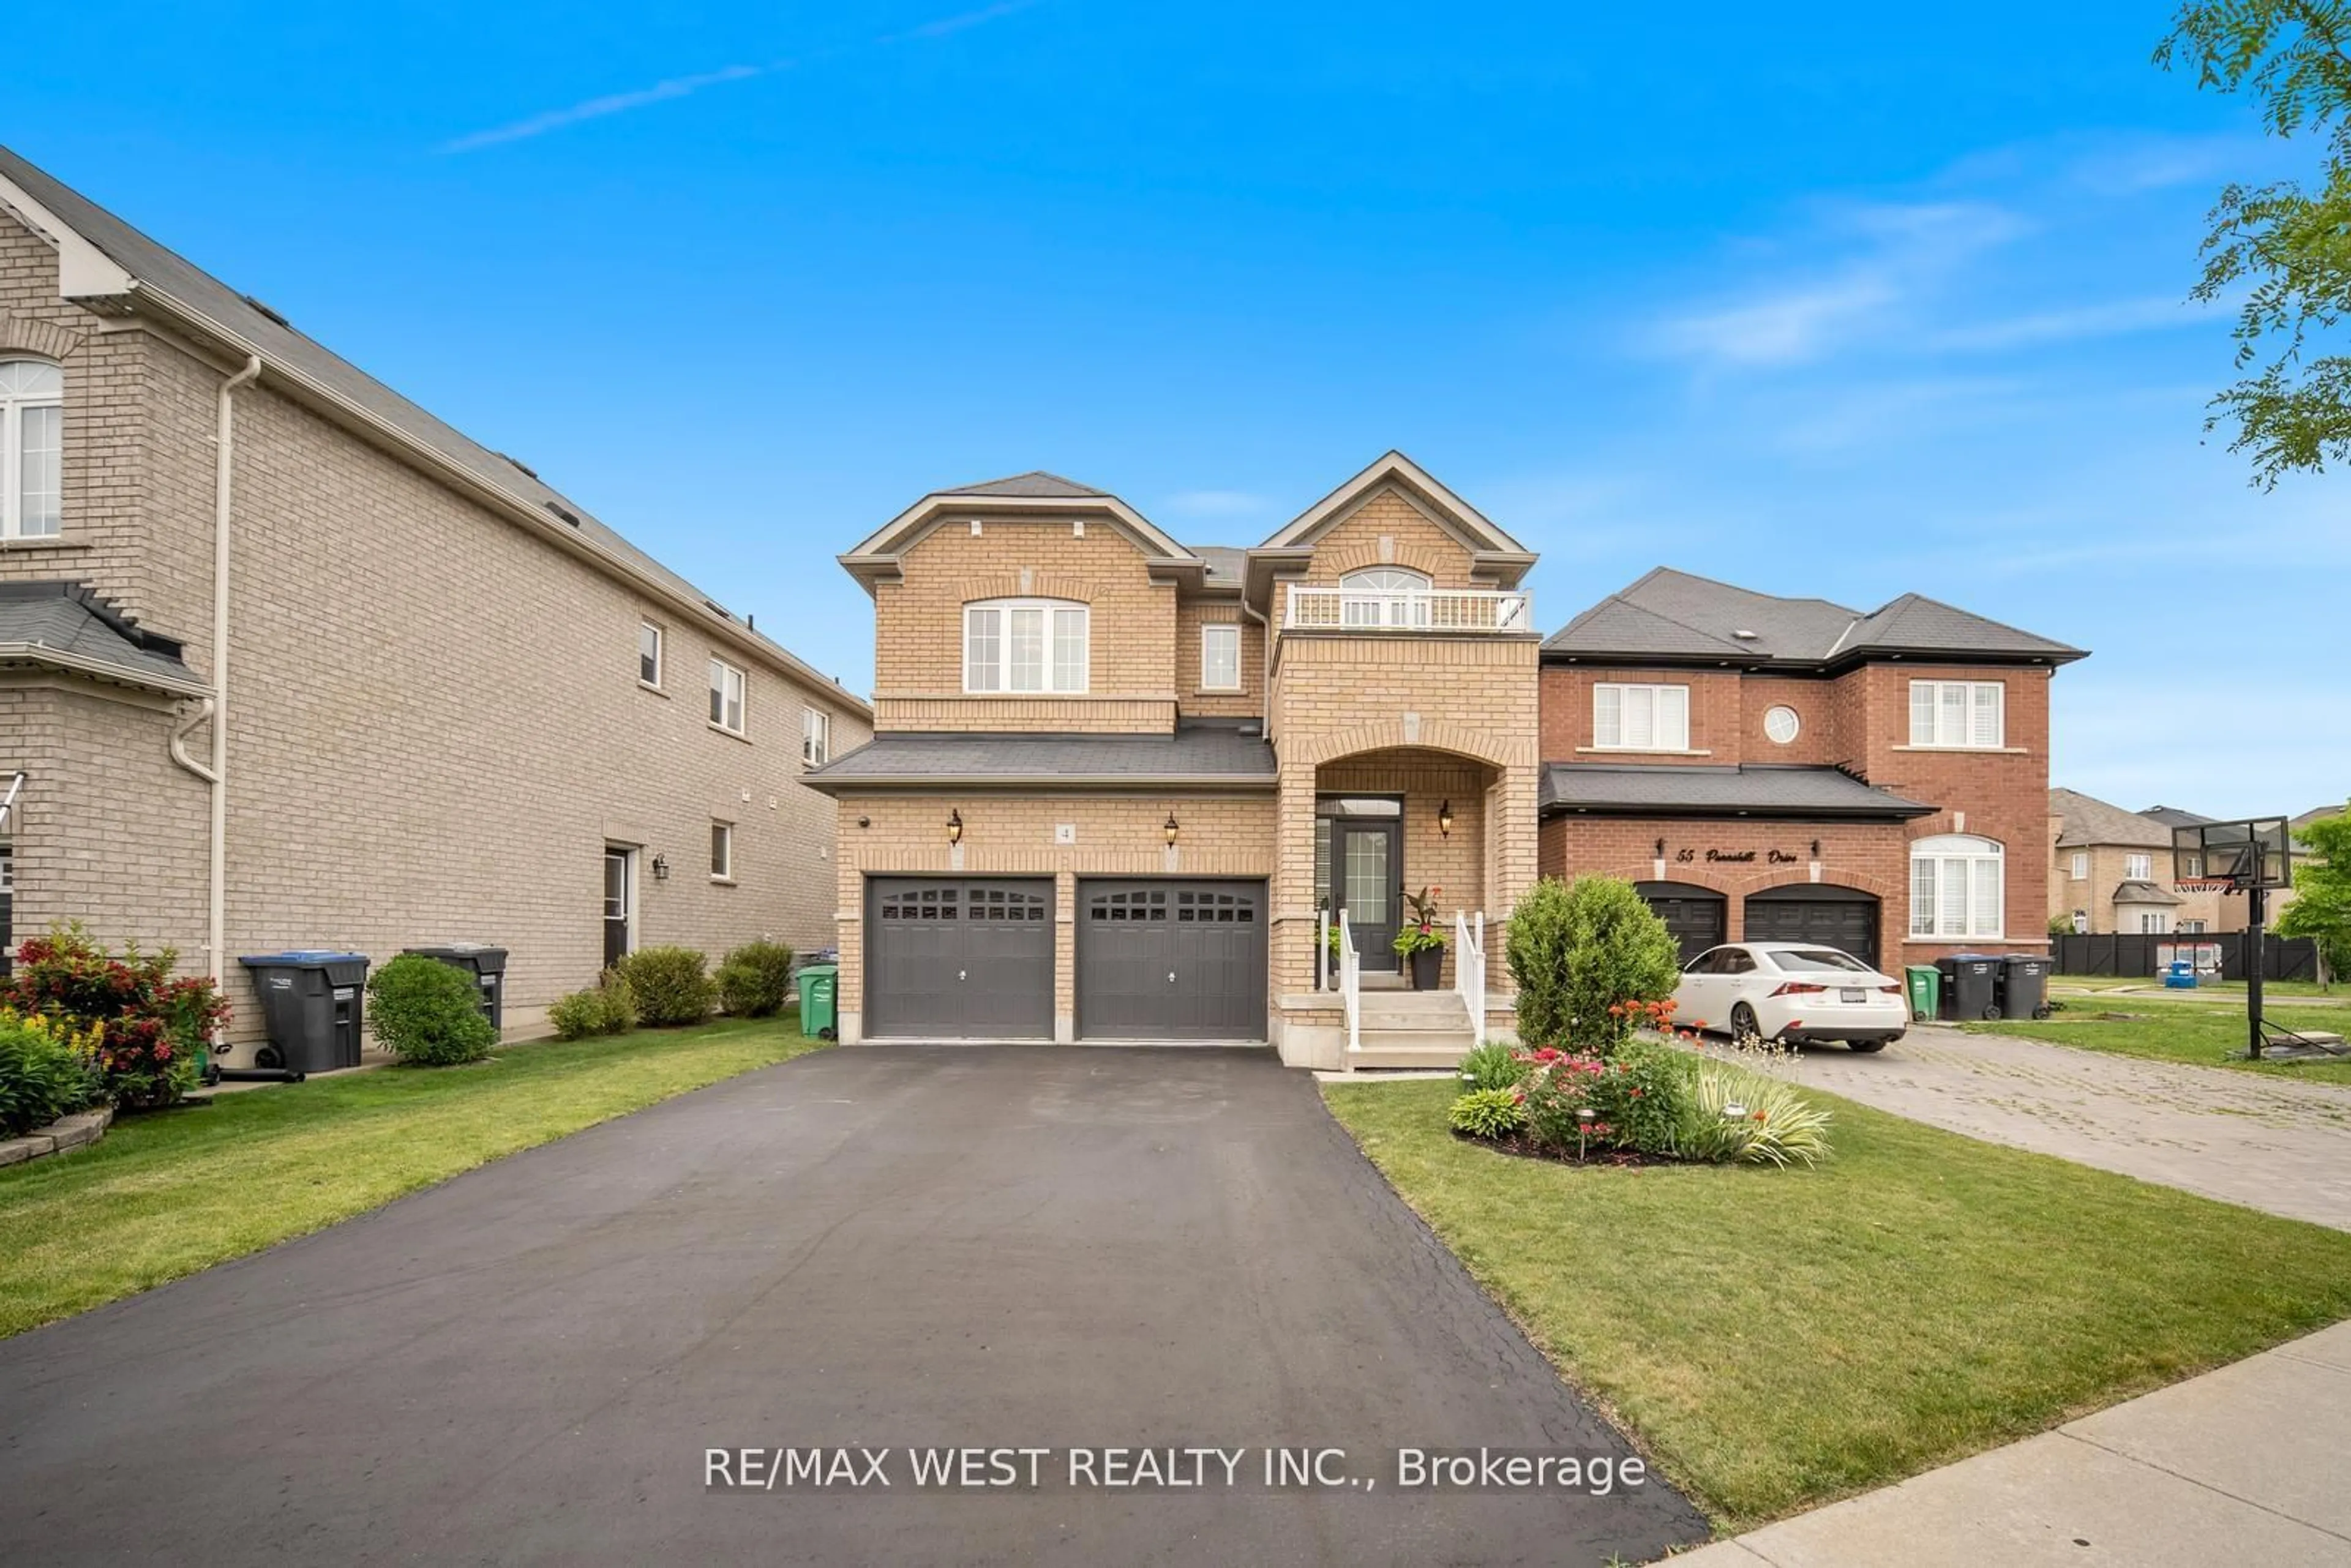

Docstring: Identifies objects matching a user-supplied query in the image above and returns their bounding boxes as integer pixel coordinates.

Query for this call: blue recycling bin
[2163,959,2199,989]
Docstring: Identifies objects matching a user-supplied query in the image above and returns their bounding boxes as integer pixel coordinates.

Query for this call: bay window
[964,599,1088,694]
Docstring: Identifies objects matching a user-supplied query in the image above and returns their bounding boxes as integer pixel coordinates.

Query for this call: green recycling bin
[1904,964,1941,1023]
[798,963,838,1040]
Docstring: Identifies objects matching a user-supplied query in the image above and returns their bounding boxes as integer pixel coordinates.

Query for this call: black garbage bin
[1935,953,2002,1021]
[236,951,370,1076]
[402,944,508,1033]
[2000,953,2053,1019]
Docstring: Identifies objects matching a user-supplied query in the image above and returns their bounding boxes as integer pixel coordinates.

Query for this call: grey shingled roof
[2140,805,2216,829]
[1540,763,1934,819]
[0,144,857,707]
[937,471,1109,499]
[804,724,1277,791]
[2052,787,2175,849]
[2112,879,2184,907]
[1545,567,2083,669]
[1188,545,1247,585]
[0,580,202,691]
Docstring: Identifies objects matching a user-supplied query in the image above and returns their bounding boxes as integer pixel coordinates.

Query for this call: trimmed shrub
[548,970,639,1040]
[1514,1039,1699,1157]
[1449,1087,1528,1139]
[0,1009,102,1138]
[715,940,795,1018]
[1504,875,1681,1054]
[367,955,497,1066]
[1458,1040,1526,1092]
[9,923,226,1110]
[616,946,714,1026]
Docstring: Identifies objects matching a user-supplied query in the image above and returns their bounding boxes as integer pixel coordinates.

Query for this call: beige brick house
[806,454,1539,1068]
[2052,792,2234,935]
[0,146,868,1057]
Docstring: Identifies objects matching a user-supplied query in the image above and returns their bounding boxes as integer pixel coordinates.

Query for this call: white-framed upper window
[710,820,734,880]
[638,621,664,687]
[964,599,1088,694]
[801,707,830,767]
[1908,680,2004,748]
[2125,852,2153,881]
[2069,852,2088,880]
[1594,683,1690,751]
[2179,918,2207,935]
[1,359,62,540]
[708,658,747,734]
[1338,567,1431,627]
[1910,834,2004,940]
[1200,623,1241,691]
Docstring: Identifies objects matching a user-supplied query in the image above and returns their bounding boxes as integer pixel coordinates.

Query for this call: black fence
[2050,931,2320,982]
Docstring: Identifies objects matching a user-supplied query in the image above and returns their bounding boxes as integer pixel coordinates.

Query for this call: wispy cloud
[440,1,1041,153]
[1927,296,2209,352]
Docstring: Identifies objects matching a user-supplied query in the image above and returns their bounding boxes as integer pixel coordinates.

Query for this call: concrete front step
[1346,1040,1475,1070]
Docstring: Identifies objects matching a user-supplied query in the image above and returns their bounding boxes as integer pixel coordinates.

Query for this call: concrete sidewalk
[1668,1318,2351,1567]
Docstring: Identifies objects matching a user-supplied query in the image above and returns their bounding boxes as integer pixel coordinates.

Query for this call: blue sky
[10,2,2343,816]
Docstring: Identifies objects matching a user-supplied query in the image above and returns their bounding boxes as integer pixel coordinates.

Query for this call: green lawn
[1322,1078,2351,1531]
[1965,1002,2351,1081]
[2051,974,2340,1002]
[0,1015,822,1340]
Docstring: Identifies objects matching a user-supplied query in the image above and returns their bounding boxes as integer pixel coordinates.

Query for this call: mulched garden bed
[1450,1128,1684,1168]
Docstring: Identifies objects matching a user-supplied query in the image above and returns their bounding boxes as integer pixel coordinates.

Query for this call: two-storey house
[806,454,1539,1068]
[1539,569,2085,970]
[0,146,868,1054]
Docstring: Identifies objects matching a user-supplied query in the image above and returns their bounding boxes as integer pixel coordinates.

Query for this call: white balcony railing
[1284,586,1531,632]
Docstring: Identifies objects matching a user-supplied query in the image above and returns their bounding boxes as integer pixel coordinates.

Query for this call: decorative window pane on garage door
[1090,888,1169,921]
[1176,888,1254,923]
[967,886,1048,923]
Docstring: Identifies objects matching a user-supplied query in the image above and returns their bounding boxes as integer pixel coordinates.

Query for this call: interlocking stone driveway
[0,1045,1708,1566]
[1785,1025,2351,1231]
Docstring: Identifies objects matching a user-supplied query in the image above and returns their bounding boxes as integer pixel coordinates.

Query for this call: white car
[1674,942,1908,1052]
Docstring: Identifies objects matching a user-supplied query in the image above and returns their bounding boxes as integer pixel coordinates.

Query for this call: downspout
[1243,595,1275,744]
[203,357,262,985]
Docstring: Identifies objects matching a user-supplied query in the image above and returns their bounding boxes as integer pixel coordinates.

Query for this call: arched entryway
[1743,884,1881,970]
[1635,881,1727,965]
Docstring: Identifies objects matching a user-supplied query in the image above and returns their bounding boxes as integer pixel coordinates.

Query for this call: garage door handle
[1168,971,1177,984]
[958,969,967,981]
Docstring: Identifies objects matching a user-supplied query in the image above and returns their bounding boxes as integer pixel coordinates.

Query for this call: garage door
[1743,886,1880,970]
[1076,879,1267,1041]
[865,877,1054,1039]
[1634,882,1727,966]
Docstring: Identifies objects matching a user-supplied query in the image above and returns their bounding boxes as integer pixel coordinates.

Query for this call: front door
[602,847,634,970]
[1334,820,1400,971]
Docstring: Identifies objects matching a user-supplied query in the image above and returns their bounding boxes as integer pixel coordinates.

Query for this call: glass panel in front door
[1344,833,1389,926]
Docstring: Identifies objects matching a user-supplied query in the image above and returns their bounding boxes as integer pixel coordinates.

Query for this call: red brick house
[1538,569,2085,972]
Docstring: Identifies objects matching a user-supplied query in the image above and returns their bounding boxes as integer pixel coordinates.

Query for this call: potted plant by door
[1394,885,1449,991]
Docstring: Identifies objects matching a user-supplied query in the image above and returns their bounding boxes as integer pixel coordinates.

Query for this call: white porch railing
[1455,910,1485,1044]
[1284,586,1531,632]
[1337,909,1361,1057]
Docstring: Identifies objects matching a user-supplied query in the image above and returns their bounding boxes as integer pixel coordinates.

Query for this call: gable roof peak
[1258,450,1531,559]
[937,470,1109,500]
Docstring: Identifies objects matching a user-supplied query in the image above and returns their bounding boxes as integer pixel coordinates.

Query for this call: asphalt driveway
[0,1045,1706,1566]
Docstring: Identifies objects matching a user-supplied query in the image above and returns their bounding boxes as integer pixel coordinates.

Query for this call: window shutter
[1971,683,2003,748]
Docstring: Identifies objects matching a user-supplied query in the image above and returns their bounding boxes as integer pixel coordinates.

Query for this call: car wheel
[1730,1002,1762,1041]
[1848,1038,1888,1054]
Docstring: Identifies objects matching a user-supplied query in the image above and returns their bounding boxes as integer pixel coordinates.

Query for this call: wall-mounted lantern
[1654,837,1667,858]
[947,808,964,846]
[651,853,670,881]
[1437,800,1454,839]
[1810,839,1821,858]
[1164,812,1180,846]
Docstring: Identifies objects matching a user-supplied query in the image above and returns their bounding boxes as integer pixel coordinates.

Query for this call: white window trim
[801,706,830,768]
[1908,833,2006,941]
[2069,852,2088,881]
[1199,623,1242,692]
[2124,853,2153,882]
[962,598,1090,695]
[708,658,748,736]
[710,820,735,883]
[1906,680,2006,749]
[638,621,665,690]
[1,359,64,541]
[1592,682,1692,753]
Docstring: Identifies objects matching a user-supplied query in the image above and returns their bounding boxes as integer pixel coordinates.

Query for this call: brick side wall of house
[0,208,868,1044]
[829,792,1277,1038]
[2053,842,2233,934]
[1539,666,1744,765]
[869,517,1179,733]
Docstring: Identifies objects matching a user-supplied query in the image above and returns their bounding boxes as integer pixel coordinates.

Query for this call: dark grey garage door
[1076,879,1267,1041]
[866,877,1054,1039]
[1743,886,1881,970]
[1635,881,1727,966]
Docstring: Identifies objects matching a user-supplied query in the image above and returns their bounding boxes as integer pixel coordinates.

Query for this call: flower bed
[1450,1002,1833,1168]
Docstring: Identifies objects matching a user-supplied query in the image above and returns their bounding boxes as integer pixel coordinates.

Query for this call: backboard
[2172,817,2292,891]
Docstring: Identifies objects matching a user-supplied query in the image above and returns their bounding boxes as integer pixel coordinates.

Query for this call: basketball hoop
[2176,877,2239,895]
[2170,817,2295,1059]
